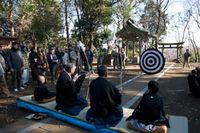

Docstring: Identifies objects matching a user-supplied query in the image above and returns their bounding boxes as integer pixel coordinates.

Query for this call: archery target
[139,49,165,74]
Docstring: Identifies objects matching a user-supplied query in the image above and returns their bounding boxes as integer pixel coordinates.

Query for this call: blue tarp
[16,98,123,133]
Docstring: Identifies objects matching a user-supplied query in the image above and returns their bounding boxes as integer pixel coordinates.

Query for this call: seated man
[33,75,56,103]
[126,80,169,133]
[55,63,88,115]
[187,69,200,95]
[86,65,123,128]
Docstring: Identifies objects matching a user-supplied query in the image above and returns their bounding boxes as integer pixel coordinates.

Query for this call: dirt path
[0,63,199,133]
[158,63,200,133]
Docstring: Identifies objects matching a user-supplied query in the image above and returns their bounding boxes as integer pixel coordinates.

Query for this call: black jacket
[56,71,80,109]
[128,92,169,127]
[187,74,200,93]
[29,51,38,69]
[7,48,24,69]
[89,77,122,117]
[34,84,55,101]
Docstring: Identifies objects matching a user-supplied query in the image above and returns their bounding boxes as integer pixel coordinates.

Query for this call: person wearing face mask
[55,63,90,115]
[7,42,25,92]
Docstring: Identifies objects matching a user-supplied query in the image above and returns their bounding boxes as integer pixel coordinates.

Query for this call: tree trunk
[191,33,199,62]
[182,12,191,42]
[155,8,161,36]
[74,0,80,21]
[64,0,69,44]
[7,3,14,37]
[89,33,94,48]
[191,40,197,62]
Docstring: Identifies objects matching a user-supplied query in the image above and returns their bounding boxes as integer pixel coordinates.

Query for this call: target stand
[139,49,165,74]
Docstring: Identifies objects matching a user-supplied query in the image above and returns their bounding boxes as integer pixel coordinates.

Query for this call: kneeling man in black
[86,65,123,128]
[55,63,88,115]
[33,75,56,103]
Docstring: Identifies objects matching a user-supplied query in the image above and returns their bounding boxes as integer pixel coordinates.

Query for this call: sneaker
[14,88,19,92]
[20,87,25,90]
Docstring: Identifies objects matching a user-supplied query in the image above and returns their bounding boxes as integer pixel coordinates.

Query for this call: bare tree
[181,10,192,42]
[63,0,70,43]
[155,0,169,36]
[191,32,199,62]
[188,26,199,62]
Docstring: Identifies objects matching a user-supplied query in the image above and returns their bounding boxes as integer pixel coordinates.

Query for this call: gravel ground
[158,63,200,133]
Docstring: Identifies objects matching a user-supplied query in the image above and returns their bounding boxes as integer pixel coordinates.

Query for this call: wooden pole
[162,45,164,53]
[177,44,179,63]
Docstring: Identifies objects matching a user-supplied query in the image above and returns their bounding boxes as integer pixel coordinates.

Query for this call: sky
[64,0,200,50]
[163,0,200,48]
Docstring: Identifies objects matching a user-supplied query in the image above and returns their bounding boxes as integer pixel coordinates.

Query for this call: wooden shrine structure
[116,19,158,61]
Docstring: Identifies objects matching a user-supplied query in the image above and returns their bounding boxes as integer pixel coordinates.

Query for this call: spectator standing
[183,49,191,68]
[69,46,77,64]
[7,42,25,92]
[28,47,38,81]
[55,47,64,64]
[0,45,9,79]
[37,47,48,76]
[62,47,70,65]
[85,46,93,71]
[0,54,13,97]
[47,47,58,83]
[121,48,126,69]
[113,47,120,70]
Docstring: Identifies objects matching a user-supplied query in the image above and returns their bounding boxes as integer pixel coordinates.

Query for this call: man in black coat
[55,63,88,115]
[86,65,123,127]
[126,80,169,133]
[187,69,200,95]
[28,47,38,81]
[7,42,24,92]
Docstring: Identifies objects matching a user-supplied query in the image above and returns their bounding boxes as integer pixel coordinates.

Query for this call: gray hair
[64,63,76,73]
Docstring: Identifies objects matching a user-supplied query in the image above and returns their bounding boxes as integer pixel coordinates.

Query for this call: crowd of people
[112,47,126,70]
[0,40,128,96]
[0,41,170,133]
[53,63,169,133]
[0,41,95,97]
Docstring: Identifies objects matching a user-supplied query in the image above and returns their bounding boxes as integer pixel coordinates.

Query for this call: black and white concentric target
[139,49,165,74]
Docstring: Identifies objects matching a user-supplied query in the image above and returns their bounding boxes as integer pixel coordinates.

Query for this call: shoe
[23,84,28,87]
[1,94,14,98]
[14,88,19,92]
[20,87,25,90]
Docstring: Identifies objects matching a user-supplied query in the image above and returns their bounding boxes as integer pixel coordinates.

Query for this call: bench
[17,95,188,133]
